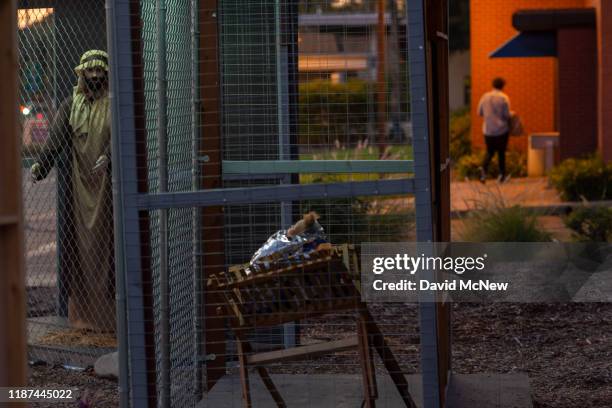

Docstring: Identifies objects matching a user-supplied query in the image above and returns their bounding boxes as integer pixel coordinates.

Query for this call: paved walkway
[23,168,57,287]
[450,177,575,241]
[451,177,561,213]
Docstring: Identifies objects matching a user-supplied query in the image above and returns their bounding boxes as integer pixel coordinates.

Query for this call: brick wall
[586,0,612,161]
[470,0,586,152]
[557,27,598,159]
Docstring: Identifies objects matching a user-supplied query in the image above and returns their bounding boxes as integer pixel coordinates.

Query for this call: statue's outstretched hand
[91,154,109,175]
[30,163,43,183]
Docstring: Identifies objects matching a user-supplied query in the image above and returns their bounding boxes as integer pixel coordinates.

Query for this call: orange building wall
[470,0,586,152]
[586,0,612,161]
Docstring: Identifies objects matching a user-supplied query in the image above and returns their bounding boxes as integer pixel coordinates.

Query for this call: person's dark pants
[482,133,509,178]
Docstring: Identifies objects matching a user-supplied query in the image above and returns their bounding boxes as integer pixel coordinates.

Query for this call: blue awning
[489,31,557,58]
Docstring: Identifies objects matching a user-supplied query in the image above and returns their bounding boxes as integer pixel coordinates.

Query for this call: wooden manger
[207,244,417,408]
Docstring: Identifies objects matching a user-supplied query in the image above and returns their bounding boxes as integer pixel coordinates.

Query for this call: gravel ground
[28,303,611,407]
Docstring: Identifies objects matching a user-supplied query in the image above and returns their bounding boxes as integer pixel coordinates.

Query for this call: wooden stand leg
[237,335,286,407]
[256,366,287,408]
[357,315,377,408]
[360,310,417,408]
[237,339,252,408]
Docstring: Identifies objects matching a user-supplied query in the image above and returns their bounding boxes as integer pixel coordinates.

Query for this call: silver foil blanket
[248,220,328,272]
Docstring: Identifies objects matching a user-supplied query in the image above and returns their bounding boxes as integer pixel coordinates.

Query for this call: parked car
[20,102,49,146]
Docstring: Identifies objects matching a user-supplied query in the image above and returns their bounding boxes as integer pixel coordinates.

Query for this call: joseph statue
[31,50,115,333]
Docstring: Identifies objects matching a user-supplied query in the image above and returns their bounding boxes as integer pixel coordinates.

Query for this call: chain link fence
[19,1,114,366]
[114,1,423,407]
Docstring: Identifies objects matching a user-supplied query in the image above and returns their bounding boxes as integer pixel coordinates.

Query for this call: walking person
[478,77,511,183]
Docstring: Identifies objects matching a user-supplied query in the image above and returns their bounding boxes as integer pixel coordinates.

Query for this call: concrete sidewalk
[451,177,561,213]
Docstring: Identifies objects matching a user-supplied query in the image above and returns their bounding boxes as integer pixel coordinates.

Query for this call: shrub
[300,197,414,243]
[460,205,551,242]
[299,140,413,184]
[564,206,612,242]
[299,79,368,146]
[450,106,471,161]
[549,155,612,201]
[455,149,527,180]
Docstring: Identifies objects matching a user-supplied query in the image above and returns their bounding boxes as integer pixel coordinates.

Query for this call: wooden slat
[236,337,287,407]
[247,337,359,366]
[249,285,267,314]
[361,309,417,408]
[0,0,27,397]
[200,0,226,391]
[217,256,340,290]
[236,339,252,407]
[213,245,361,328]
[249,299,360,328]
[357,315,377,406]
[425,1,452,404]
[301,271,319,300]
[256,366,287,408]
[0,215,19,226]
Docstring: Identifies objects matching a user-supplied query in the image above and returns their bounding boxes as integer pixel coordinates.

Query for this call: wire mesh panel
[107,0,431,407]
[19,0,114,367]
[140,0,198,405]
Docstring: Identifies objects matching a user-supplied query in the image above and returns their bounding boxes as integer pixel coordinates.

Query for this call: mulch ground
[28,364,118,408]
[28,303,612,407]
[451,303,612,408]
[281,302,612,408]
[28,287,57,317]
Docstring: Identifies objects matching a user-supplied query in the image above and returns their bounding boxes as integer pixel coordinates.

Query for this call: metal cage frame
[106,0,448,406]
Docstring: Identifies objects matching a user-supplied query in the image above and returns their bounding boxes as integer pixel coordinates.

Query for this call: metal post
[105,0,130,406]
[191,0,203,400]
[51,2,69,319]
[275,0,291,227]
[407,0,441,407]
[107,0,156,405]
[156,0,171,405]
[377,0,387,156]
[275,0,296,349]
[388,0,404,142]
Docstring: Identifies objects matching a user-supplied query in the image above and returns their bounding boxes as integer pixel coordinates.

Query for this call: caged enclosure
[19,0,115,365]
[20,0,450,406]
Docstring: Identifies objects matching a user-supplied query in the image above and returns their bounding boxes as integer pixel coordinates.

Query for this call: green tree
[449,0,470,52]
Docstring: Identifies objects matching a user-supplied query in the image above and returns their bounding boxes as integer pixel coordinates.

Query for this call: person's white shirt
[478,89,511,136]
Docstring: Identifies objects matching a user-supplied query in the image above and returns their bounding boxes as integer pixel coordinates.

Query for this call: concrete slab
[201,374,422,408]
[446,373,533,408]
[200,373,532,408]
[23,168,58,288]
